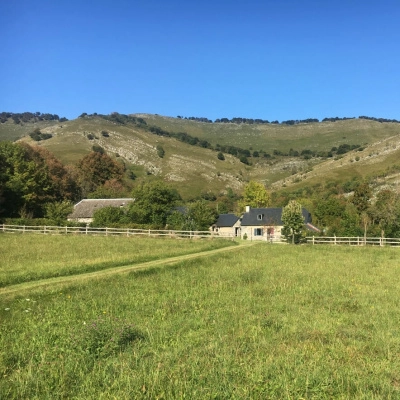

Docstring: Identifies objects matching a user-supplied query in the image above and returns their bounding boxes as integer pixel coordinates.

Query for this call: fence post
[86,225,88,235]
[106,227,108,236]
[312,236,315,245]
[334,235,336,245]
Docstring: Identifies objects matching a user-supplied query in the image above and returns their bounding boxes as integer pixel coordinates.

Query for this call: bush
[239,156,249,165]
[92,145,105,154]
[91,206,126,227]
[29,129,52,141]
[3,218,86,227]
[156,145,165,158]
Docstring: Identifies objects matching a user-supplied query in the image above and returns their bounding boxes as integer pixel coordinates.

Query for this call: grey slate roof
[215,214,240,227]
[68,198,134,219]
[240,207,312,226]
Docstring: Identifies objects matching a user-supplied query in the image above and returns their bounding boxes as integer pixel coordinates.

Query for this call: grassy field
[0,234,236,287]
[1,235,400,399]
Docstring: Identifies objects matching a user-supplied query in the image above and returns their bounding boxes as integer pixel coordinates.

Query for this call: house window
[257,214,264,220]
[254,228,263,236]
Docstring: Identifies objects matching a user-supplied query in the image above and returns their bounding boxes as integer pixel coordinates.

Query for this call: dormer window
[257,214,264,221]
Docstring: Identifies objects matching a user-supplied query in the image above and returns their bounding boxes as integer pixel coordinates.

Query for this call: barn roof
[68,198,134,219]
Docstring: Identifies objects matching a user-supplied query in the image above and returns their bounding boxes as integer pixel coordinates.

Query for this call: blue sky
[1,0,399,121]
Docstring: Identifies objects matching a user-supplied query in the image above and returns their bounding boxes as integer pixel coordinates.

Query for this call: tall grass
[1,242,400,398]
[0,234,236,287]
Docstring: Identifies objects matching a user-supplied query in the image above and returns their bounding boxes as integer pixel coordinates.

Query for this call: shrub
[156,145,165,158]
[91,206,126,227]
[239,156,249,165]
[92,145,105,154]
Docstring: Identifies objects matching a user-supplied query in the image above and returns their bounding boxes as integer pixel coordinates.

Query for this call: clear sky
[1,0,399,122]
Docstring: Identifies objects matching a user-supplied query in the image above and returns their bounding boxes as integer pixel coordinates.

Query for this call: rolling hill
[1,113,400,199]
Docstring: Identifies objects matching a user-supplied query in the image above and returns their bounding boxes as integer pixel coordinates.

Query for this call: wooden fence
[2,225,399,246]
[0,224,235,240]
[306,236,400,246]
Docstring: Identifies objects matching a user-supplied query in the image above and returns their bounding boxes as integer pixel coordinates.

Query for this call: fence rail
[0,224,235,239]
[2,225,399,246]
[306,236,400,246]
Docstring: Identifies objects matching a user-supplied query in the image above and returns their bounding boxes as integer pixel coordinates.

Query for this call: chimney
[245,205,250,213]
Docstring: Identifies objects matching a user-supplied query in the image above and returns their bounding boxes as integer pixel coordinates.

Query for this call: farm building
[211,214,241,237]
[213,206,320,240]
[67,198,134,224]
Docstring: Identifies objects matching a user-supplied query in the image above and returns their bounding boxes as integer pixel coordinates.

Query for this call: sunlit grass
[0,234,236,287]
[1,242,400,398]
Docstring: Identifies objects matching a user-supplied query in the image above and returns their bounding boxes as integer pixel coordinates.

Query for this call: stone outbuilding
[67,198,134,224]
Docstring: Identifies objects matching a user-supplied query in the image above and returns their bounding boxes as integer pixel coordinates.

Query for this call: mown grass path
[0,241,261,298]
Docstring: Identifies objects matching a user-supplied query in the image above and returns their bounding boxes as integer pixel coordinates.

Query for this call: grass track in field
[1,241,400,398]
[0,234,237,287]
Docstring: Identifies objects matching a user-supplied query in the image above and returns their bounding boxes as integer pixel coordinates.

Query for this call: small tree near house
[281,200,305,244]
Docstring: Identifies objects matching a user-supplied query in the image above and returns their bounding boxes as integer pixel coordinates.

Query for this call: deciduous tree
[281,200,305,244]
[44,200,73,224]
[76,152,124,196]
[0,142,77,217]
[239,181,271,210]
[351,182,372,213]
[187,200,218,230]
[127,181,181,227]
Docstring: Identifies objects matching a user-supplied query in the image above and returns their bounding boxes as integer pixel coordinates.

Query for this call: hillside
[2,113,400,198]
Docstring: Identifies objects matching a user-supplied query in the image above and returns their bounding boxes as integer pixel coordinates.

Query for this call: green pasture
[0,234,236,287]
[1,235,400,399]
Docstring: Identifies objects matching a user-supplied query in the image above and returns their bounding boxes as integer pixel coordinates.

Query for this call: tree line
[0,142,226,230]
[274,176,400,238]
[0,112,68,124]
[89,113,362,164]
[2,142,399,239]
[3,111,399,126]
[176,115,400,125]
[0,142,126,220]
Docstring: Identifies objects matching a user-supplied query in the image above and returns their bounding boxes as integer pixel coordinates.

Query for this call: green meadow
[0,234,236,287]
[1,235,400,399]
